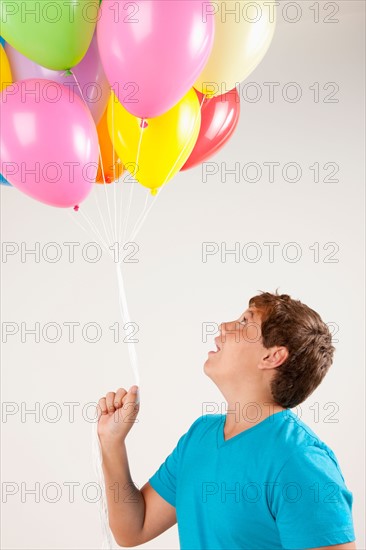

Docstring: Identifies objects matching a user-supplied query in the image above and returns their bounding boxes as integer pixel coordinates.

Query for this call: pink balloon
[5,33,110,125]
[97,0,215,119]
[0,79,99,208]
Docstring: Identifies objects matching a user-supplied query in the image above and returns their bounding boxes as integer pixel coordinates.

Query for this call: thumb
[134,385,140,406]
[126,385,140,407]
[117,386,140,425]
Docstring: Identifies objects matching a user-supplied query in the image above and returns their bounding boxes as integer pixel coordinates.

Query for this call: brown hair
[249,290,335,409]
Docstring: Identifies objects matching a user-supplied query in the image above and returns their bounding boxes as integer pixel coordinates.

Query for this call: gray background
[1,1,365,548]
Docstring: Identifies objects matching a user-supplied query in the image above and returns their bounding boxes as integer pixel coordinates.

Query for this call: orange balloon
[96,105,124,184]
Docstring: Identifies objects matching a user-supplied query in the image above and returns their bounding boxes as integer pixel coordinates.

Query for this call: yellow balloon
[107,88,201,195]
[195,1,276,97]
[0,44,12,92]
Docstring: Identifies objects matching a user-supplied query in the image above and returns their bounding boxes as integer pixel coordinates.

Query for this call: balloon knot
[150,188,158,196]
[140,119,148,129]
[73,205,79,212]
[65,69,72,76]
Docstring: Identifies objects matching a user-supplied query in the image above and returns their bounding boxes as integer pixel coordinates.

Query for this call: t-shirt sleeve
[148,416,202,507]
[271,446,356,549]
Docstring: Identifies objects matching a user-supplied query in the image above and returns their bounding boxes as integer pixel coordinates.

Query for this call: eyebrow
[243,309,253,319]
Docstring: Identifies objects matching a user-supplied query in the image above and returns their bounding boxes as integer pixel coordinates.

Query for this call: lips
[208,336,222,355]
[214,337,222,351]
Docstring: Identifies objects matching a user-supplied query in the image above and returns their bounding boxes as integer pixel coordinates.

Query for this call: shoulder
[275,443,348,489]
[184,413,222,439]
[188,413,223,430]
[280,411,342,467]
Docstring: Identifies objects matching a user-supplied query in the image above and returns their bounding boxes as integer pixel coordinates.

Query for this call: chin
[203,356,219,377]
[203,359,211,375]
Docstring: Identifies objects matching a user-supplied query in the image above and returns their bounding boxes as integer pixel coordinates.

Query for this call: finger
[98,398,107,417]
[96,402,104,421]
[119,386,140,425]
[106,392,116,413]
[114,387,127,408]
[122,385,140,408]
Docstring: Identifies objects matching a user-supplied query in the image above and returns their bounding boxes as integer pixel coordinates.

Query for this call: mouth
[208,337,222,355]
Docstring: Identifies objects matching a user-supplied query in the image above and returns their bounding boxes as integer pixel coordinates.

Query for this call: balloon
[0,79,99,208]
[0,173,11,186]
[0,44,12,91]
[97,0,215,119]
[194,1,276,97]
[108,88,201,194]
[5,33,110,124]
[96,107,124,184]
[0,0,99,70]
[181,89,240,171]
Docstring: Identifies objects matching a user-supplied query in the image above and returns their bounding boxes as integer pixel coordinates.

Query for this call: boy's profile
[97,291,356,549]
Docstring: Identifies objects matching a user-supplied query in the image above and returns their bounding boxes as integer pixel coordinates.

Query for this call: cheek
[228,334,260,363]
[225,338,250,362]
[242,324,261,344]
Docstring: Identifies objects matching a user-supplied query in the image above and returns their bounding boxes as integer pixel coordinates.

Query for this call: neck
[223,397,286,435]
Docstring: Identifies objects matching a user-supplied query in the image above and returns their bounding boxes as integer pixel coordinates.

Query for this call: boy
[97,291,356,549]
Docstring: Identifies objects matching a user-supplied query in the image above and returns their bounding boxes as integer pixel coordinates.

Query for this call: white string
[66,73,132,550]
[129,189,149,242]
[113,97,126,245]
[67,210,89,236]
[70,70,115,246]
[92,421,116,550]
[91,259,140,550]
[122,120,145,245]
[129,93,205,243]
[93,127,114,246]
[113,181,117,243]
[118,177,124,246]
[122,178,134,245]
[94,189,114,250]
[112,93,116,185]
[129,186,163,243]
[88,91,205,550]
[115,262,140,388]
[111,94,119,244]
[97,144,115,246]
[79,209,113,258]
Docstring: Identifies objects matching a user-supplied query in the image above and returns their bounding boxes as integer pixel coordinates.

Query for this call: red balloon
[181,89,240,171]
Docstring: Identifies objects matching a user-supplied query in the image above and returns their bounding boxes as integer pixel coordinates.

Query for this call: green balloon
[0,0,99,70]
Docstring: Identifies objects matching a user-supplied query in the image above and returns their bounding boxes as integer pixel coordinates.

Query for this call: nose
[219,321,234,336]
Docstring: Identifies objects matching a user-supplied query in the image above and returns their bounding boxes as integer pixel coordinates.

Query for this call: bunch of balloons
[0,0,276,208]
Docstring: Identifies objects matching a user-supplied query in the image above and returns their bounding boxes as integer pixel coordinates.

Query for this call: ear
[258,346,289,370]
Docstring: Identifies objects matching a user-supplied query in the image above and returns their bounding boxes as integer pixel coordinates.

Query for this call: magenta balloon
[0,79,99,208]
[97,0,215,119]
[5,33,110,124]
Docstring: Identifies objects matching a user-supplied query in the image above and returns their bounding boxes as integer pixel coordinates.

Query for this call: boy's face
[203,306,269,384]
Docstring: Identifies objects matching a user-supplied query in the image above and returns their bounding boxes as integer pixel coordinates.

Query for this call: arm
[138,482,177,544]
[101,442,177,546]
[98,386,176,547]
[272,447,356,550]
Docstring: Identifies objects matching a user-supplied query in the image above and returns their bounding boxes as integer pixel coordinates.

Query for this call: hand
[97,385,140,446]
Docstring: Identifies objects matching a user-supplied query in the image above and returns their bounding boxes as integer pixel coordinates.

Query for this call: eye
[239,316,248,325]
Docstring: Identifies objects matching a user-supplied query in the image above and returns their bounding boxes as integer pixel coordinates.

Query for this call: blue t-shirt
[148,410,356,549]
